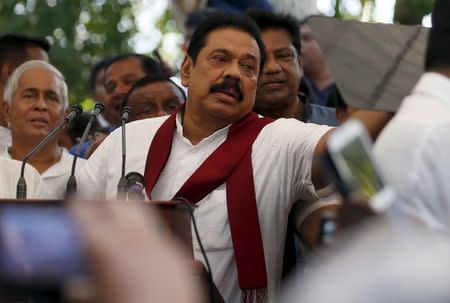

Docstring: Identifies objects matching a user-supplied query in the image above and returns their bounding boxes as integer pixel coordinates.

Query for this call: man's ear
[0,64,14,83]
[3,101,11,125]
[180,55,193,87]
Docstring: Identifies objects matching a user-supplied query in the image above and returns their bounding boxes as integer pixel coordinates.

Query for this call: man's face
[181,28,260,125]
[256,28,302,110]
[6,68,65,142]
[127,81,184,121]
[104,57,146,126]
[300,24,324,76]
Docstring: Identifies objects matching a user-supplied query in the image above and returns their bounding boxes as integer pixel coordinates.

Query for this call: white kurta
[374,72,450,231]
[0,157,47,199]
[78,114,331,303]
[1,148,85,199]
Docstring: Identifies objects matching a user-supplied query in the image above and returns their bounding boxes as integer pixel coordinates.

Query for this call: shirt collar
[175,111,231,146]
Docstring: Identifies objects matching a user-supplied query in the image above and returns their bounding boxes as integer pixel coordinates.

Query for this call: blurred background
[0,0,434,108]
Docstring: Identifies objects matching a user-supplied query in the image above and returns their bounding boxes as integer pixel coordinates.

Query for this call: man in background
[2,60,84,199]
[123,74,186,122]
[299,22,335,107]
[248,9,337,126]
[0,34,50,154]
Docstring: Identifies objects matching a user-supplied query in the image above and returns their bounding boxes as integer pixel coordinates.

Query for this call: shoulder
[109,116,170,141]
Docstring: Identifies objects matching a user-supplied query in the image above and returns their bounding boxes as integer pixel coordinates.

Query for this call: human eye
[105,81,115,94]
[277,50,294,60]
[211,54,227,63]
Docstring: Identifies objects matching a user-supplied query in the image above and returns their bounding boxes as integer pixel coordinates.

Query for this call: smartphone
[326,119,395,213]
[0,203,88,291]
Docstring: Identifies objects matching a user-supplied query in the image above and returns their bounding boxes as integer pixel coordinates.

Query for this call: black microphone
[16,105,83,199]
[66,102,105,196]
[117,106,132,199]
[125,172,145,200]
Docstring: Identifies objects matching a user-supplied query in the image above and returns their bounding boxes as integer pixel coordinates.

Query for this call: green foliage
[394,0,434,25]
[0,0,138,104]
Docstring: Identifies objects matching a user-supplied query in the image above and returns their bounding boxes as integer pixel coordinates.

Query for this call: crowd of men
[0,0,449,302]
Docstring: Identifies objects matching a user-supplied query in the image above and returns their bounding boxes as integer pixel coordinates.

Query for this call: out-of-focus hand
[69,201,201,303]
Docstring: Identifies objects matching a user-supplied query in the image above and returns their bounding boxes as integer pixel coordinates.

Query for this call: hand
[69,201,201,303]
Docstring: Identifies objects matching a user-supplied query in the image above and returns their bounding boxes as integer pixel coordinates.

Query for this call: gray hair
[3,60,69,110]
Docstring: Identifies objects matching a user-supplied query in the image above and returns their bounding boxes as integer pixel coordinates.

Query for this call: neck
[429,68,450,78]
[254,95,304,120]
[9,137,62,174]
[308,66,334,91]
[182,106,230,146]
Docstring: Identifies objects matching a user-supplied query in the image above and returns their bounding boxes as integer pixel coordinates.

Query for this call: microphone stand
[66,102,105,197]
[16,105,83,199]
[117,106,132,200]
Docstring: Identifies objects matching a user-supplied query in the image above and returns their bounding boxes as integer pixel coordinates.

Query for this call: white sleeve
[406,121,450,230]
[76,131,117,196]
[272,119,332,201]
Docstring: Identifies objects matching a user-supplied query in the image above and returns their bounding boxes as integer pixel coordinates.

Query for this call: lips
[29,116,49,125]
[262,78,285,88]
[217,88,240,100]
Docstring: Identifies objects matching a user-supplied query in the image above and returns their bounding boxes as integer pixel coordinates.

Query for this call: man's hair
[0,33,50,65]
[185,8,220,32]
[187,13,266,71]
[4,60,69,110]
[246,9,301,53]
[104,53,163,81]
[425,0,450,71]
[89,57,111,93]
[122,74,187,107]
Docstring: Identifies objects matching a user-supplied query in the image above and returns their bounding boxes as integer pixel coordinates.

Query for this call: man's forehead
[203,27,260,57]
[107,58,143,76]
[17,68,60,90]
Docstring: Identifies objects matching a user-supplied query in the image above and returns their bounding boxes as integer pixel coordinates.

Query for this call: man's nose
[34,94,47,111]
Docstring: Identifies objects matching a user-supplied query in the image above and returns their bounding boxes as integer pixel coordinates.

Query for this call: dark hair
[185,8,220,31]
[104,53,163,81]
[246,9,301,53]
[187,13,266,72]
[122,74,187,107]
[0,33,50,65]
[89,57,111,93]
[425,0,450,71]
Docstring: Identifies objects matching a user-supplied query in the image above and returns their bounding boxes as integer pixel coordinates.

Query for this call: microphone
[117,106,132,199]
[16,105,83,199]
[125,172,145,200]
[66,102,105,196]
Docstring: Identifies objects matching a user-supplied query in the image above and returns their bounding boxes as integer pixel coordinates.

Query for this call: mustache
[209,78,243,101]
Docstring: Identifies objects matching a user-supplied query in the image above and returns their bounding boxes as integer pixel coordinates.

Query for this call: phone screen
[0,205,87,286]
[332,137,384,200]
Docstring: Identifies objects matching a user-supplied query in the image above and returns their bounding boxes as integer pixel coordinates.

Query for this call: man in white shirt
[374,0,450,231]
[0,157,47,199]
[78,14,390,303]
[2,60,84,199]
[0,34,50,154]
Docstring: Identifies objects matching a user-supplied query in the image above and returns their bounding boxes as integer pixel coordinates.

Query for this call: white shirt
[78,114,331,303]
[374,72,450,231]
[1,148,85,199]
[282,215,450,303]
[0,125,11,155]
[0,157,47,199]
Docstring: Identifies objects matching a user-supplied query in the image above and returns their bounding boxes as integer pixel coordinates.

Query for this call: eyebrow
[212,48,258,61]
